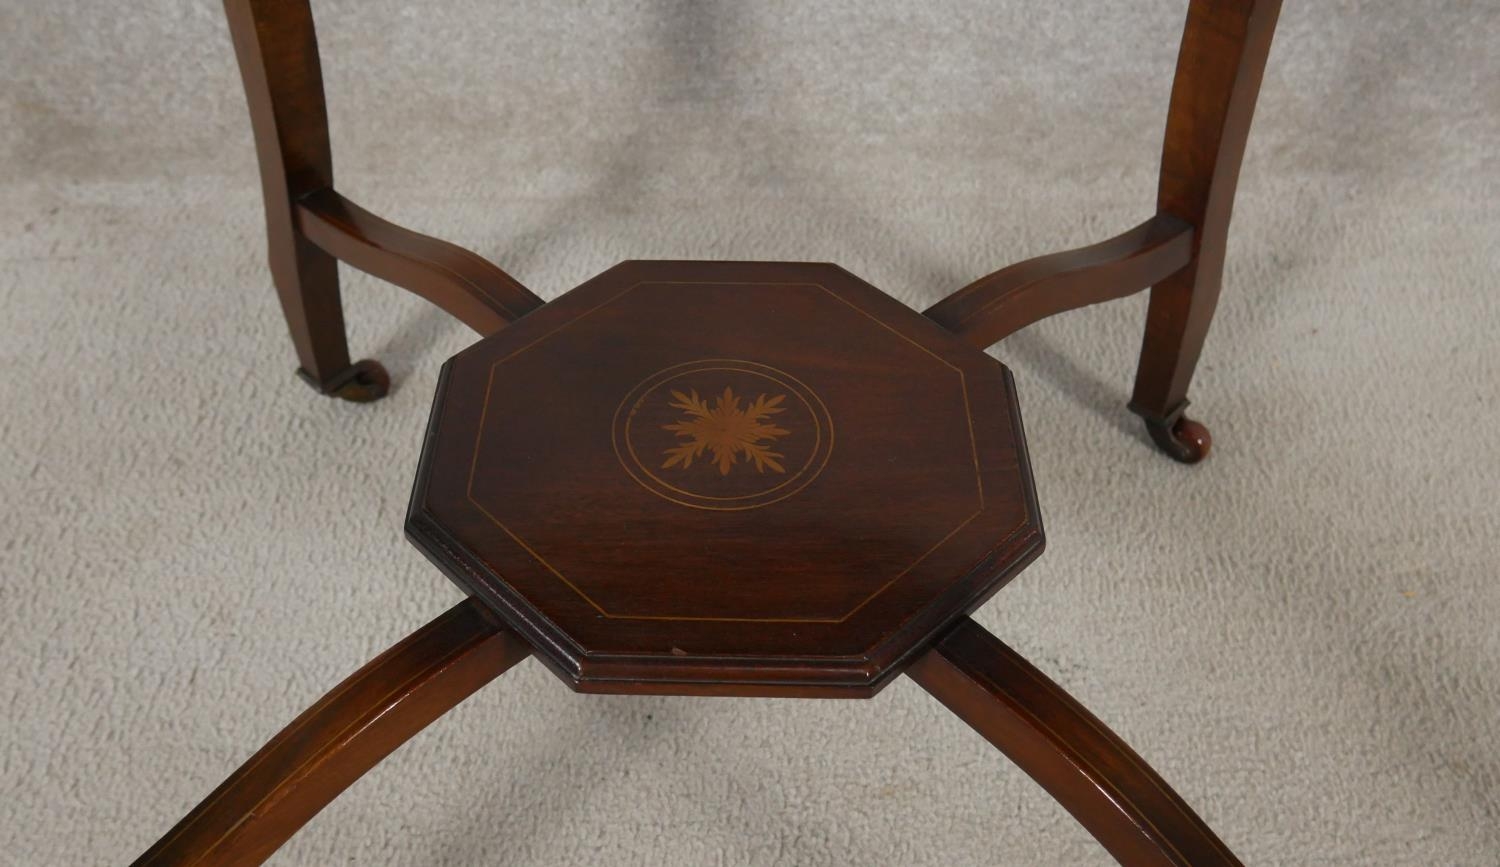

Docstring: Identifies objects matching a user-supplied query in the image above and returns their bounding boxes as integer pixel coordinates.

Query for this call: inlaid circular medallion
[612,358,834,511]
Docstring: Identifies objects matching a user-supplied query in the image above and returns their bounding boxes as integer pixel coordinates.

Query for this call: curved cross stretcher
[131,1,1282,864]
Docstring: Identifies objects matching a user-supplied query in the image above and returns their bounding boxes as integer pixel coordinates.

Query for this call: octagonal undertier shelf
[407,260,1043,697]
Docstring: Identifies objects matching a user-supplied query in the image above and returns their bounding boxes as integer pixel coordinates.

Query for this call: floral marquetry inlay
[613,359,835,511]
[662,387,790,476]
[412,261,1038,694]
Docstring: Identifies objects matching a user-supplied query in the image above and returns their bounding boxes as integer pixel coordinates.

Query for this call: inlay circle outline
[611,358,835,511]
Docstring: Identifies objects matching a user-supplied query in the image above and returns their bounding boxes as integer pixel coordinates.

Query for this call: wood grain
[297,189,544,336]
[908,617,1242,867]
[131,599,531,867]
[224,0,367,395]
[924,216,1194,348]
[1129,0,1284,461]
[407,260,1044,697]
[197,0,1280,860]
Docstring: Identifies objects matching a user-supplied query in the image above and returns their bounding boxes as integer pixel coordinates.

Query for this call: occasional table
[132,1,1281,864]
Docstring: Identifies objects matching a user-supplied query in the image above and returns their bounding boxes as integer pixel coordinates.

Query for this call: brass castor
[297,359,391,403]
[1143,414,1212,464]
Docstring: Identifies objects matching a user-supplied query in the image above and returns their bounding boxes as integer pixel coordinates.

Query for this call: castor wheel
[296,359,391,403]
[1143,414,1212,464]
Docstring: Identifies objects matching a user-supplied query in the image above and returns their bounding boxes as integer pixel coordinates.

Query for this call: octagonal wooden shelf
[407,260,1044,697]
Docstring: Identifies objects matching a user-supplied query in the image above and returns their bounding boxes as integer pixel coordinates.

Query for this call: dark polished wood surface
[132,600,530,867]
[408,260,1044,697]
[133,0,1285,863]
[909,618,1243,867]
[1130,0,1283,462]
[925,215,1194,348]
[224,0,363,397]
[297,188,544,336]
[225,0,1280,467]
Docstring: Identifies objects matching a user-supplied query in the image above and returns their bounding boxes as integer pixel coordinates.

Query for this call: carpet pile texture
[3,1,1497,864]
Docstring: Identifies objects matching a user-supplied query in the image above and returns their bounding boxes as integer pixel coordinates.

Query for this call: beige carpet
[3,1,1498,864]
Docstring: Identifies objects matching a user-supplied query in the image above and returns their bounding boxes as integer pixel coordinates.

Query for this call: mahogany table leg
[1129,0,1283,462]
[132,599,531,867]
[224,0,388,401]
[907,617,1242,867]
